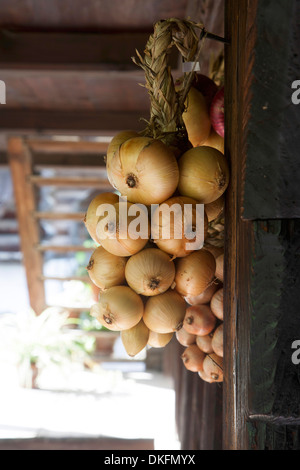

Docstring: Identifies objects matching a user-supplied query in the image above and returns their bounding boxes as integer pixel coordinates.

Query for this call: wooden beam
[28,140,110,154]
[0,109,147,133]
[33,211,85,221]
[37,245,95,252]
[29,175,111,188]
[8,137,46,315]
[0,31,153,70]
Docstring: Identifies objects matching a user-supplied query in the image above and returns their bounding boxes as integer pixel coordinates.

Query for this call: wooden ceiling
[0,0,224,138]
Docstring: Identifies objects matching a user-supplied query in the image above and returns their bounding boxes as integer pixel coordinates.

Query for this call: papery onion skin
[152,196,208,259]
[184,281,219,306]
[181,344,206,372]
[121,318,149,357]
[182,87,211,147]
[183,304,217,336]
[96,201,150,257]
[143,290,186,334]
[204,195,224,222]
[125,248,175,296]
[106,130,139,166]
[210,87,224,138]
[201,129,224,154]
[215,253,224,282]
[175,327,196,347]
[107,136,179,205]
[178,146,230,204]
[212,323,223,357]
[196,333,214,354]
[210,287,224,321]
[148,330,174,348]
[203,353,223,382]
[87,246,127,290]
[84,192,119,244]
[203,244,224,260]
[198,368,215,383]
[192,73,219,108]
[175,249,216,297]
[90,285,144,332]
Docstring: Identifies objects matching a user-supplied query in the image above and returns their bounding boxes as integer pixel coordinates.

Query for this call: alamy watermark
[0,80,6,104]
[95,196,206,251]
[291,80,300,105]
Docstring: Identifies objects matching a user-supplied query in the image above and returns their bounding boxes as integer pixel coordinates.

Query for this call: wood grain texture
[241,0,300,219]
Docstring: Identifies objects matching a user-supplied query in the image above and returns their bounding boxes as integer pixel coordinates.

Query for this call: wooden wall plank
[8,137,46,315]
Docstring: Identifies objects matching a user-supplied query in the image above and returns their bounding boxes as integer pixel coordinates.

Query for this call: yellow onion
[143,289,186,334]
[184,281,220,306]
[204,195,224,222]
[125,248,175,296]
[181,344,206,372]
[210,287,223,320]
[182,87,211,147]
[84,192,119,243]
[215,253,224,282]
[86,246,127,290]
[203,353,223,382]
[121,318,149,357]
[106,136,179,205]
[175,249,216,297]
[198,368,216,383]
[201,129,224,154]
[90,285,143,331]
[178,146,230,204]
[147,330,173,348]
[106,130,139,168]
[212,323,223,357]
[203,244,224,260]
[196,333,214,354]
[183,304,217,336]
[96,200,149,257]
[175,327,196,347]
[152,196,208,259]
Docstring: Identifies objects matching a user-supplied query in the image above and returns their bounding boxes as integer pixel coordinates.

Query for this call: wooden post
[8,137,46,315]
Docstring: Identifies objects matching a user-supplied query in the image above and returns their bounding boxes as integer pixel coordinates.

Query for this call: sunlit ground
[0,262,180,450]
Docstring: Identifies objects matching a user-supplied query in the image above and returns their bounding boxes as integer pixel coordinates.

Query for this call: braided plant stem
[132,18,204,149]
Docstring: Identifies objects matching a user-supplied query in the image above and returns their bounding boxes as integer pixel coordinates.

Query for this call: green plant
[0,307,95,388]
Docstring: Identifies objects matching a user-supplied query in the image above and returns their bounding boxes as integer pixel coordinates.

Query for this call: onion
[204,195,224,222]
[210,288,223,320]
[201,129,224,154]
[178,146,230,204]
[210,86,224,138]
[215,253,224,282]
[196,333,214,354]
[184,281,219,306]
[192,73,219,108]
[148,330,173,348]
[181,344,206,372]
[203,244,224,260]
[106,130,139,168]
[96,200,149,257]
[152,196,208,259]
[203,353,223,382]
[121,318,149,357]
[198,368,215,383]
[175,327,196,347]
[86,246,127,290]
[212,323,223,357]
[183,305,217,336]
[125,247,175,296]
[90,285,144,331]
[182,87,211,147]
[143,289,186,334]
[174,249,216,297]
[106,136,179,205]
[84,192,119,243]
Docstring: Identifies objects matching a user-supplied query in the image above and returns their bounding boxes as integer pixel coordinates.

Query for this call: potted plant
[0,307,95,388]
